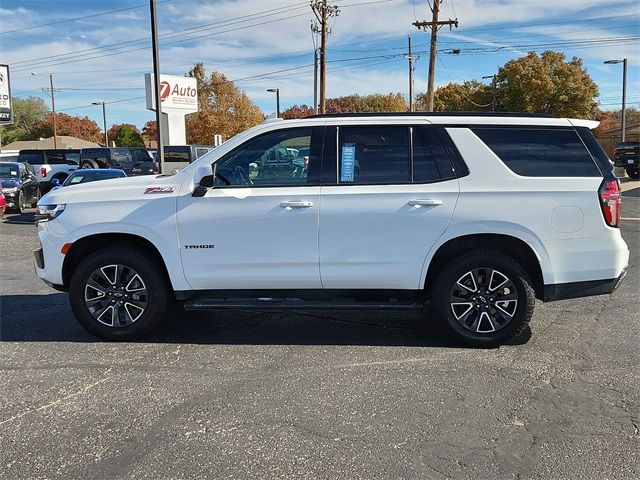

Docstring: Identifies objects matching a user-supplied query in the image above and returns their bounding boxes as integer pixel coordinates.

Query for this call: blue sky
[2,0,639,131]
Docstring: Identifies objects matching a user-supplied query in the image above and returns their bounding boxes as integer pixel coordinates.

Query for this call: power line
[0,0,173,35]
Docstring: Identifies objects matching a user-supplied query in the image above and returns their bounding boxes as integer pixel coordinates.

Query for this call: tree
[0,96,49,144]
[185,63,264,143]
[326,93,407,113]
[33,113,102,143]
[141,120,157,143]
[416,80,492,112]
[496,51,599,117]
[107,123,141,145]
[281,105,315,119]
[113,124,145,147]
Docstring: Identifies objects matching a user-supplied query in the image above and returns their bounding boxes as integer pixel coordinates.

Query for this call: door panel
[177,187,321,290]
[176,126,324,290]
[319,182,458,289]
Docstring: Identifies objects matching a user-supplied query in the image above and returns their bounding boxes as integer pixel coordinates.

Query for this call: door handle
[280,201,314,209]
[408,199,443,207]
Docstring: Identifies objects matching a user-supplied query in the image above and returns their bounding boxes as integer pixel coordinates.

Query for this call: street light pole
[31,72,58,149]
[604,58,628,142]
[92,101,108,146]
[267,88,280,117]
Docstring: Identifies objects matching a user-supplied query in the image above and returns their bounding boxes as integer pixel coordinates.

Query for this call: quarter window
[215,128,312,187]
[472,127,601,177]
[338,126,410,184]
[413,126,455,182]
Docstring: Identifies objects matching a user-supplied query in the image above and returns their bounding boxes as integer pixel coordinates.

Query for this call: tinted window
[0,163,19,178]
[338,126,410,184]
[215,128,312,187]
[18,152,44,165]
[413,126,455,182]
[65,152,80,164]
[164,146,190,163]
[81,149,109,162]
[46,151,66,165]
[132,149,151,162]
[111,148,132,164]
[472,128,601,177]
[575,127,612,177]
[195,148,209,158]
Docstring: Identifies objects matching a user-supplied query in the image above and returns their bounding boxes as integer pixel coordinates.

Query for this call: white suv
[34,113,629,346]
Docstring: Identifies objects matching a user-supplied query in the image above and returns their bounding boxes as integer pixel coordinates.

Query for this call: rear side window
[82,149,109,162]
[413,126,456,182]
[46,152,66,165]
[18,152,44,165]
[338,126,410,184]
[575,127,613,178]
[472,128,601,177]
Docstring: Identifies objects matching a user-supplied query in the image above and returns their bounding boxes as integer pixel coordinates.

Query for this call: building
[0,136,101,152]
[596,122,640,159]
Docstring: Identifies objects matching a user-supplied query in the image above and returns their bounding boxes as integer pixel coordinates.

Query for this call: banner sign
[0,65,13,125]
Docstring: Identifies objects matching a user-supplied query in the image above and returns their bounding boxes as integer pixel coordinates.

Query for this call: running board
[183,297,425,311]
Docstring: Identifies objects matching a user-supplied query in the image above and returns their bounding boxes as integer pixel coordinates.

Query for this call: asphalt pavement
[1,182,638,479]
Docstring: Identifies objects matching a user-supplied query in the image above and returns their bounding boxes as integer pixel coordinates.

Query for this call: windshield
[0,163,19,178]
[62,170,125,186]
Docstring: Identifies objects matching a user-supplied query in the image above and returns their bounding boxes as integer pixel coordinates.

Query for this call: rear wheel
[625,167,639,180]
[431,249,535,347]
[69,246,170,340]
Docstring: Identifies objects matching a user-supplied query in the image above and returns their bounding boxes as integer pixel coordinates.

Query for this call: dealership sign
[0,64,13,125]
[145,73,198,112]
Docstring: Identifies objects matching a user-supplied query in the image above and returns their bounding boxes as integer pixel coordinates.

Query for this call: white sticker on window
[340,144,356,182]
[70,176,83,184]
[10,171,17,176]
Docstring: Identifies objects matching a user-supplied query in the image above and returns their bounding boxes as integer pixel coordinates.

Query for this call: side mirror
[192,164,213,197]
[51,178,61,186]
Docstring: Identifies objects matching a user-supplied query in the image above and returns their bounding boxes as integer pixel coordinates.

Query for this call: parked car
[16,149,79,193]
[34,113,629,346]
[51,169,127,189]
[0,190,6,217]
[0,152,19,162]
[614,141,640,179]
[0,162,40,213]
[79,147,157,176]
[162,145,215,174]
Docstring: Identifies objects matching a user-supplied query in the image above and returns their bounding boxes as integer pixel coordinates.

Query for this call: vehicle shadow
[0,293,531,347]
[2,210,35,225]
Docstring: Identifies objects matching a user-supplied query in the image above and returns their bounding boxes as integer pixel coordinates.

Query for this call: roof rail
[307,111,555,119]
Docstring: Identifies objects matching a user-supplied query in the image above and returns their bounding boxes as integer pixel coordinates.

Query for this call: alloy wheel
[449,268,518,333]
[84,264,148,328]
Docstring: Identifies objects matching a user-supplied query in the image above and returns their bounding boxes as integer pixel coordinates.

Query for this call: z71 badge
[144,187,174,194]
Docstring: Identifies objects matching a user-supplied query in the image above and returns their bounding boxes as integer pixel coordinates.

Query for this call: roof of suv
[277,112,599,129]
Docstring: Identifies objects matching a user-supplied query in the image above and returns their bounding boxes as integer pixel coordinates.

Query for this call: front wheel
[625,167,639,180]
[430,249,535,347]
[69,247,170,340]
[15,190,25,214]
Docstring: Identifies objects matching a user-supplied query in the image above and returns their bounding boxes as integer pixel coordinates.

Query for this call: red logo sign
[159,81,170,102]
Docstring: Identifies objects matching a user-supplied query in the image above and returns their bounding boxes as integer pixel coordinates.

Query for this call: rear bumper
[543,267,627,302]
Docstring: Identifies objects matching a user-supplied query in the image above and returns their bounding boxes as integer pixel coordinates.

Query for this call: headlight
[35,204,66,222]
[1,187,18,194]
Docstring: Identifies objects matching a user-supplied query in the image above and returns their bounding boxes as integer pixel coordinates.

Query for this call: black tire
[69,246,170,341]
[15,190,25,214]
[80,159,99,169]
[30,188,41,208]
[430,249,535,347]
[625,167,640,180]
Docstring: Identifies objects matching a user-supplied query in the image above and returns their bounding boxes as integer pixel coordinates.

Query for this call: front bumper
[543,267,627,302]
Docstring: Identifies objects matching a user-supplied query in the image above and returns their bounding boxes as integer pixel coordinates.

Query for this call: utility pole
[482,74,497,112]
[405,36,419,112]
[149,0,165,168]
[32,72,58,148]
[413,0,458,111]
[313,48,319,113]
[311,0,339,114]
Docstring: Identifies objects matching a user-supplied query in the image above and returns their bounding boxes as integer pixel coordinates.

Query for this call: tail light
[599,178,621,227]
[41,167,47,178]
